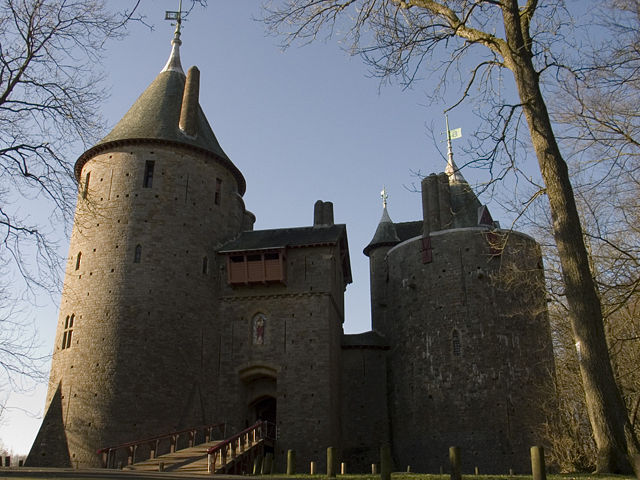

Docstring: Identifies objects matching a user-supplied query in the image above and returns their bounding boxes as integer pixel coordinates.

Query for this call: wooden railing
[206,421,275,473]
[97,422,225,468]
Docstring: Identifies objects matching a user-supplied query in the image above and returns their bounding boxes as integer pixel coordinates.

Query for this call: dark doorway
[251,396,276,424]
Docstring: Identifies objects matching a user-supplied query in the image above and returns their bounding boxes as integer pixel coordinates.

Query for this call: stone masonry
[26,27,555,474]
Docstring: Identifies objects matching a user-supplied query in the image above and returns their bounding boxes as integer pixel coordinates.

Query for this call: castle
[26,26,555,473]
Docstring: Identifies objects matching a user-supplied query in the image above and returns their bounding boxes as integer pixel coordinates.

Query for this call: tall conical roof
[364,205,400,256]
[75,29,245,194]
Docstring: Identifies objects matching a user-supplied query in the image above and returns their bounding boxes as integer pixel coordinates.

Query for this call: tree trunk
[501,1,640,474]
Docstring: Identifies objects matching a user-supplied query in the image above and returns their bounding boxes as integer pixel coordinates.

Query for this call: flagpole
[445,114,454,167]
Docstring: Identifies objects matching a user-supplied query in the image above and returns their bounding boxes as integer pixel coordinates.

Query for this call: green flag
[448,127,462,139]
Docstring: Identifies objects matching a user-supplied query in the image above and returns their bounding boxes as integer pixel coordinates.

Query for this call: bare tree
[264,0,639,473]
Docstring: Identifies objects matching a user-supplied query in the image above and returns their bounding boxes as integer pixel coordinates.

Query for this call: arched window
[134,244,142,263]
[75,251,82,271]
[452,329,461,357]
[202,256,208,274]
[62,314,75,350]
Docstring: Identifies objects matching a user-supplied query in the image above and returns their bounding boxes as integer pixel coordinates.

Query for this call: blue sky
[0,1,505,454]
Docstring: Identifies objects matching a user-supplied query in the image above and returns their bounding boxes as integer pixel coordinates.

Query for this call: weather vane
[381,186,388,209]
[165,0,184,34]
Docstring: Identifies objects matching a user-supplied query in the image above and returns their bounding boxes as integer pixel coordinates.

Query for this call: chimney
[314,200,334,227]
[422,174,441,235]
[179,66,200,137]
[323,201,334,226]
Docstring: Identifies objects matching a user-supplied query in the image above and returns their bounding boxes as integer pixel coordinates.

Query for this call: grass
[0,471,635,480]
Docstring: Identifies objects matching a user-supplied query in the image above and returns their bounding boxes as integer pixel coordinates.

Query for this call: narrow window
[143,161,155,188]
[134,244,142,263]
[83,172,91,199]
[202,256,208,274]
[214,178,222,205]
[452,329,461,356]
[75,252,82,271]
[61,314,75,350]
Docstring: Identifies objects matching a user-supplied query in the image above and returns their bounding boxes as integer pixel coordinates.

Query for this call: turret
[27,25,249,468]
[364,188,400,333]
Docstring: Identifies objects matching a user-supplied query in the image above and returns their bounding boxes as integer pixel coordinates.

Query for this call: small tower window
[62,314,75,350]
[75,252,82,271]
[452,329,461,356]
[143,161,155,188]
[83,172,91,199]
[134,244,142,263]
[214,178,222,205]
[202,256,209,274]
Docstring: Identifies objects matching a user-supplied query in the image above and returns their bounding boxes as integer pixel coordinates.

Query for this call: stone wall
[30,143,246,467]
[217,243,346,472]
[379,228,554,473]
[340,345,390,472]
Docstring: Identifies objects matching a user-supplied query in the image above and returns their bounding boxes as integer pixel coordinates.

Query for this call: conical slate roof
[364,206,400,256]
[75,32,246,194]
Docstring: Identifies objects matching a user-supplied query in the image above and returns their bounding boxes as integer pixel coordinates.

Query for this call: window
[214,178,222,205]
[227,250,286,285]
[75,252,82,271]
[61,314,75,350]
[202,256,208,274]
[83,172,91,199]
[134,244,142,263]
[452,329,461,356]
[143,161,155,188]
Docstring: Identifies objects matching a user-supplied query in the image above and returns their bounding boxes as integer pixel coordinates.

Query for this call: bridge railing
[97,422,226,468]
[206,421,276,473]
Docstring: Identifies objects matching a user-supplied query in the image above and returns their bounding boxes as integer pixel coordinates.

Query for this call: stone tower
[365,159,554,473]
[26,29,252,467]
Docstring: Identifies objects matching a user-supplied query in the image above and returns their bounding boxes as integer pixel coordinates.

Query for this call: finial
[381,186,388,209]
[444,114,465,183]
[162,0,185,74]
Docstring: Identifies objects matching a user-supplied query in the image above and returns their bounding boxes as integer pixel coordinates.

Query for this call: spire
[162,1,184,75]
[380,186,392,222]
[364,187,400,256]
[445,114,465,184]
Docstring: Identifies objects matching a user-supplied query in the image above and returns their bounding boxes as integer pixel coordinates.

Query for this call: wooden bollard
[381,443,392,480]
[530,446,546,480]
[509,468,514,476]
[407,465,411,472]
[371,463,378,474]
[475,467,479,475]
[253,454,263,475]
[310,461,316,475]
[327,447,337,478]
[287,450,296,475]
[341,462,346,474]
[262,453,273,475]
[449,447,461,480]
